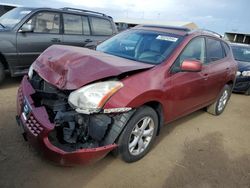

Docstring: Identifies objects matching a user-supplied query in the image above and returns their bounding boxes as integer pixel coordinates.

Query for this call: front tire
[117,106,158,163]
[0,61,5,85]
[206,84,232,115]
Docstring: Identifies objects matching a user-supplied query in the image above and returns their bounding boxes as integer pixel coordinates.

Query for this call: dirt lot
[0,76,250,188]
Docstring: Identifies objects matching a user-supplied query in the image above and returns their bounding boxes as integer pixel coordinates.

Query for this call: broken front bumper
[16,76,117,166]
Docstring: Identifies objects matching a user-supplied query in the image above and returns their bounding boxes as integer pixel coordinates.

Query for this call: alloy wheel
[128,116,155,156]
[218,90,229,112]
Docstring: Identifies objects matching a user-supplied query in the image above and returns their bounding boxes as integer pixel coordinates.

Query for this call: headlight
[236,71,241,76]
[68,81,123,114]
[242,71,250,77]
[28,64,34,79]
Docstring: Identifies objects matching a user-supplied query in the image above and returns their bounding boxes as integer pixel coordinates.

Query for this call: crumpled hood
[33,45,154,90]
[237,60,250,72]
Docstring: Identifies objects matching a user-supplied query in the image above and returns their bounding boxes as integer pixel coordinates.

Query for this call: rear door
[168,37,210,120]
[16,11,62,71]
[62,13,91,47]
[204,37,229,101]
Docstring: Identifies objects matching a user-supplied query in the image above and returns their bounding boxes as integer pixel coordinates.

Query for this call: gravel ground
[0,76,250,188]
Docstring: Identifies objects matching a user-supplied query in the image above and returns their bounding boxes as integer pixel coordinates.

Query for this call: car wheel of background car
[0,61,5,85]
[116,106,158,163]
[245,87,250,95]
[206,84,232,115]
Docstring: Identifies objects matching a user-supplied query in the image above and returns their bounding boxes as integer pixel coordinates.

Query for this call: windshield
[96,29,183,64]
[0,7,32,29]
[231,45,250,62]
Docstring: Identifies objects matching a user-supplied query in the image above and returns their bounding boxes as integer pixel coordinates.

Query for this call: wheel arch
[143,101,164,136]
[0,52,9,70]
[226,80,234,89]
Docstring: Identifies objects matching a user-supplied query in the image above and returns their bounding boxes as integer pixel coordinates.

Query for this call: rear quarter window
[206,38,225,63]
[89,17,113,36]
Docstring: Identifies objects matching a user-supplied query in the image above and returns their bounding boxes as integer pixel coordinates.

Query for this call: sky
[1,0,250,34]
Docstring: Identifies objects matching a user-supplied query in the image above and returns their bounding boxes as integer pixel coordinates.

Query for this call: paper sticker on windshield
[156,35,178,42]
[244,50,250,54]
[20,11,31,15]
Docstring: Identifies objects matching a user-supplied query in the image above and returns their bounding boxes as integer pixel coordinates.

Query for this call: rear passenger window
[89,17,113,35]
[206,38,224,62]
[63,14,82,35]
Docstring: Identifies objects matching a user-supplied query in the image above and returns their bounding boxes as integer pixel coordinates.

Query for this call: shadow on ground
[155,110,205,145]
[0,75,22,90]
[163,132,250,188]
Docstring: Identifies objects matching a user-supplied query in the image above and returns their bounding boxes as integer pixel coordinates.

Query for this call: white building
[224,32,250,44]
[115,18,198,31]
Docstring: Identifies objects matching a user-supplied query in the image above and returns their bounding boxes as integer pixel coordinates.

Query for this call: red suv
[16,25,237,165]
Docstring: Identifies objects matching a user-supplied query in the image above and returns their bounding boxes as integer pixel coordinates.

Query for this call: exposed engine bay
[29,72,134,152]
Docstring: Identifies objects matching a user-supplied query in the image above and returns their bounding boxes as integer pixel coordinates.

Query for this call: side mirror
[19,23,33,33]
[181,59,202,72]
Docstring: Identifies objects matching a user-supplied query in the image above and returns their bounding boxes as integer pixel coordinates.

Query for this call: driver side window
[26,12,60,34]
[172,37,205,71]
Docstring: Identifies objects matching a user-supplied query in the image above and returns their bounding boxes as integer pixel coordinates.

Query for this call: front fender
[104,86,165,109]
[0,39,16,54]
[103,64,169,112]
[0,37,18,73]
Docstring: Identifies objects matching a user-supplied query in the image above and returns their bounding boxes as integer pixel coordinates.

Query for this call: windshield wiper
[0,23,5,28]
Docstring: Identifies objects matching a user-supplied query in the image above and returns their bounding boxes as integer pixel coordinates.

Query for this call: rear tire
[206,84,232,115]
[116,106,158,163]
[0,61,5,85]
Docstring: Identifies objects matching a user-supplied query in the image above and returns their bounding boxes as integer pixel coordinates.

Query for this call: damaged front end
[17,73,135,165]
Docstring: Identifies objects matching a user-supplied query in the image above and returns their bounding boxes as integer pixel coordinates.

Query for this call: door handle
[203,73,208,80]
[51,38,61,42]
[84,39,93,43]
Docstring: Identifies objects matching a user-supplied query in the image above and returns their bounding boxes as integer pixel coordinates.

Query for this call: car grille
[235,82,249,88]
[18,84,44,137]
[25,114,44,136]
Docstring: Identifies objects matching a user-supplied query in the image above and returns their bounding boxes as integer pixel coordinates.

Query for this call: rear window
[89,17,113,35]
[206,38,224,63]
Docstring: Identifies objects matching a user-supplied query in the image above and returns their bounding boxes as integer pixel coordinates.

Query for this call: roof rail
[139,25,191,32]
[61,7,107,17]
[191,29,222,38]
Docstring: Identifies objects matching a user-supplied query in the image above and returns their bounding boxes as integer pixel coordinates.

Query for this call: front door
[167,37,210,121]
[16,11,62,72]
